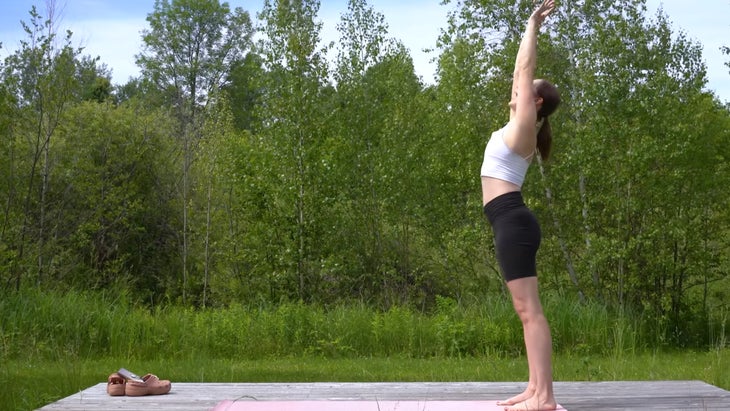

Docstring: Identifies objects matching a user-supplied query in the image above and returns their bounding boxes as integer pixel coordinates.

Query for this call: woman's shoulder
[492,123,509,136]
[501,120,536,157]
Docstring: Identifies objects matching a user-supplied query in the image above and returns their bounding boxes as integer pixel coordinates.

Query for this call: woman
[480,1,560,410]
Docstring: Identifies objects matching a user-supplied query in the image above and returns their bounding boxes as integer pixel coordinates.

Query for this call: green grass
[2,351,729,410]
[5,290,710,361]
[1,289,728,410]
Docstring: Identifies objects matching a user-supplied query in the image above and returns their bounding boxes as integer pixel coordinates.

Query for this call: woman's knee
[512,298,544,323]
[507,280,544,321]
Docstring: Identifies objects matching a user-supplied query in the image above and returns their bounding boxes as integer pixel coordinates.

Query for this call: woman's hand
[530,0,556,26]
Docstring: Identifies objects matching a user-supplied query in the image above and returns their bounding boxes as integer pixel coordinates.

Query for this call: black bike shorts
[483,191,541,282]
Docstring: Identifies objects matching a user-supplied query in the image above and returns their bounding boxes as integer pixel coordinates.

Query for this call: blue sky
[1,1,728,102]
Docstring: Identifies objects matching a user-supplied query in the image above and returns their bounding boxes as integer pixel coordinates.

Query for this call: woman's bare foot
[496,388,535,406]
[504,394,557,411]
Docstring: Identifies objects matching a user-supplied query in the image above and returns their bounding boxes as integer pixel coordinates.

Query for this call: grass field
[1,289,728,410]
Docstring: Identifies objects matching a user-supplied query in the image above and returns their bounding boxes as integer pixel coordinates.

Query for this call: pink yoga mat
[210,400,566,411]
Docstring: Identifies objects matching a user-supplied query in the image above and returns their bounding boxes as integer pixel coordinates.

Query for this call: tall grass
[1,289,725,362]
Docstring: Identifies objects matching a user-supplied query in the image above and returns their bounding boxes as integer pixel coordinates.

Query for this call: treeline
[1,0,729,344]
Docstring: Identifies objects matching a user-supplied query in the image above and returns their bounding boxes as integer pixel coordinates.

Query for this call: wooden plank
[38,381,730,411]
[209,400,568,411]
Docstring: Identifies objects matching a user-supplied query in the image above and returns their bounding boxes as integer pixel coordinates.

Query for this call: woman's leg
[503,276,556,411]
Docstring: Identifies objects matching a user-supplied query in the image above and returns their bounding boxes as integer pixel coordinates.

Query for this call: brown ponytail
[535,79,560,161]
[536,116,552,160]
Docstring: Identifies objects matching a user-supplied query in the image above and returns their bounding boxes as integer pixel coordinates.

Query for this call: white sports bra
[480,126,532,187]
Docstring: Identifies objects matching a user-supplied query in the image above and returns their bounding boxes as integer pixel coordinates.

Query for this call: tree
[51,102,180,299]
[137,0,254,111]
[255,0,332,301]
[136,0,254,302]
[223,52,265,132]
[329,0,399,303]
[540,0,728,342]
[0,54,19,284]
[1,3,82,289]
[75,55,112,103]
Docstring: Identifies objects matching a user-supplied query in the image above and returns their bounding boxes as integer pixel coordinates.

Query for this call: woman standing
[480,1,560,410]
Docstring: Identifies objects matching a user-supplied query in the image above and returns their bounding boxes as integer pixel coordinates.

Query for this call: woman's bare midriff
[482,176,521,206]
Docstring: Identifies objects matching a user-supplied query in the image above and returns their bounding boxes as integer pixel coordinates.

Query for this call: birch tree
[256,0,331,301]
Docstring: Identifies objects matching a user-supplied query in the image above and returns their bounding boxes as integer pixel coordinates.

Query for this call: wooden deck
[38,380,730,411]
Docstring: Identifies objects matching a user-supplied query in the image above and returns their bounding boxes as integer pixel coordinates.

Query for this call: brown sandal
[106,373,126,396]
[125,373,171,396]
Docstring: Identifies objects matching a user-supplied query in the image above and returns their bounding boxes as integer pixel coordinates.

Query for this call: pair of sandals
[107,368,171,396]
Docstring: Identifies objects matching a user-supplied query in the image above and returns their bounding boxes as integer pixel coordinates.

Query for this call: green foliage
[254,0,337,302]
[540,1,730,341]
[0,0,728,350]
[137,0,254,108]
[224,52,264,131]
[0,5,88,290]
[50,102,180,295]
